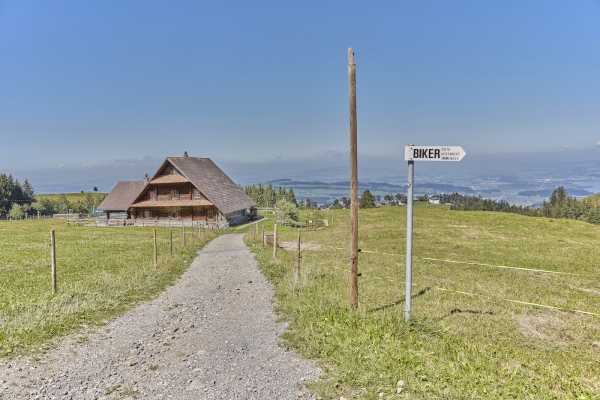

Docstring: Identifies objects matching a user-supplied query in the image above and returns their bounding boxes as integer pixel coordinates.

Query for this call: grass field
[0,219,221,357]
[35,192,108,203]
[244,207,600,399]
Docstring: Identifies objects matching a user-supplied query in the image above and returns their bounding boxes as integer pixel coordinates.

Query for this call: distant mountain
[264,179,476,193]
[518,189,593,197]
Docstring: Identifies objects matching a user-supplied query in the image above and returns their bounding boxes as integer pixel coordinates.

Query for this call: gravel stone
[0,234,321,399]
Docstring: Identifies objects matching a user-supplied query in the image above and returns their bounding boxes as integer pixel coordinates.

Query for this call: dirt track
[0,234,321,399]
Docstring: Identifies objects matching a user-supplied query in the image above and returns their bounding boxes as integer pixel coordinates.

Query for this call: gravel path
[0,234,321,399]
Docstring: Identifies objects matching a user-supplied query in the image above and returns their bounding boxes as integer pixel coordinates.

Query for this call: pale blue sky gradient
[1,1,599,190]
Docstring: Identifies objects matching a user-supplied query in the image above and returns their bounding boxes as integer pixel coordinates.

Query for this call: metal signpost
[404,145,466,322]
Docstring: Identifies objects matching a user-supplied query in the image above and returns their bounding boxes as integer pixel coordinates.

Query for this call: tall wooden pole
[50,230,57,294]
[169,228,173,255]
[349,48,359,308]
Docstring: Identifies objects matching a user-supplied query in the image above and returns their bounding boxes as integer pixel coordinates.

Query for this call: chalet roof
[98,181,146,211]
[165,157,256,215]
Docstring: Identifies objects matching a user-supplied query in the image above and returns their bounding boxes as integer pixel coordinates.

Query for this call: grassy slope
[585,193,600,204]
[245,207,600,399]
[0,219,220,357]
[35,192,108,203]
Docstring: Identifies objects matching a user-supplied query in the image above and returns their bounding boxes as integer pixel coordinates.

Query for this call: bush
[8,203,24,219]
[275,199,299,225]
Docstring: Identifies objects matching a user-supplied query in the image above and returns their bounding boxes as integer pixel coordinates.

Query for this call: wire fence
[278,240,600,317]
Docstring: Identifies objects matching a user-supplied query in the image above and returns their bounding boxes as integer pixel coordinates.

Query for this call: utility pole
[349,47,358,308]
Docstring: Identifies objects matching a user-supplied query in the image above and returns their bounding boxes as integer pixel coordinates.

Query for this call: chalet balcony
[131,199,213,207]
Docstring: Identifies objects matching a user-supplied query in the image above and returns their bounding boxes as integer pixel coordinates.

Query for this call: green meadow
[35,192,108,203]
[245,207,600,399]
[2,207,600,398]
[0,219,220,357]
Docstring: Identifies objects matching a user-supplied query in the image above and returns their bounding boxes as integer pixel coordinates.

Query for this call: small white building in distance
[428,196,440,205]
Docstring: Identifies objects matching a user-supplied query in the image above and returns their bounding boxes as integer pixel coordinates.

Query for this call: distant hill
[258,179,479,205]
[518,189,594,197]
[264,179,475,194]
[584,192,600,203]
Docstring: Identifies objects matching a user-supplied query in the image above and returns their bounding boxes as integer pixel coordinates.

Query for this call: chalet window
[173,190,180,200]
[193,189,202,199]
[171,212,179,219]
[207,209,214,219]
[158,189,169,200]
[149,191,156,200]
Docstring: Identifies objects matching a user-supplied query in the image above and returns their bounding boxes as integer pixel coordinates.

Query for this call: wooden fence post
[51,230,57,294]
[295,228,301,283]
[169,228,173,255]
[153,229,157,268]
[273,223,278,261]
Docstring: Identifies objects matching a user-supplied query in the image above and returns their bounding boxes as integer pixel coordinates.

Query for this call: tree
[376,195,381,202]
[22,179,35,200]
[8,203,24,219]
[266,184,276,207]
[0,174,35,214]
[340,196,348,208]
[58,194,70,214]
[83,193,95,213]
[287,188,297,206]
[275,199,299,225]
[359,189,376,208]
[31,201,45,215]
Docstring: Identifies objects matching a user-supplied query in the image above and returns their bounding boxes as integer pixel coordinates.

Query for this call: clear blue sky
[1,1,599,190]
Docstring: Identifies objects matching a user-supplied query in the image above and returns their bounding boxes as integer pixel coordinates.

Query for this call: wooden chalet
[98,153,256,226]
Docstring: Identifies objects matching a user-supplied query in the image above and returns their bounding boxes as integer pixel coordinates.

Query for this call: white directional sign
[403,144,465,322]
[404,146,466,162]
